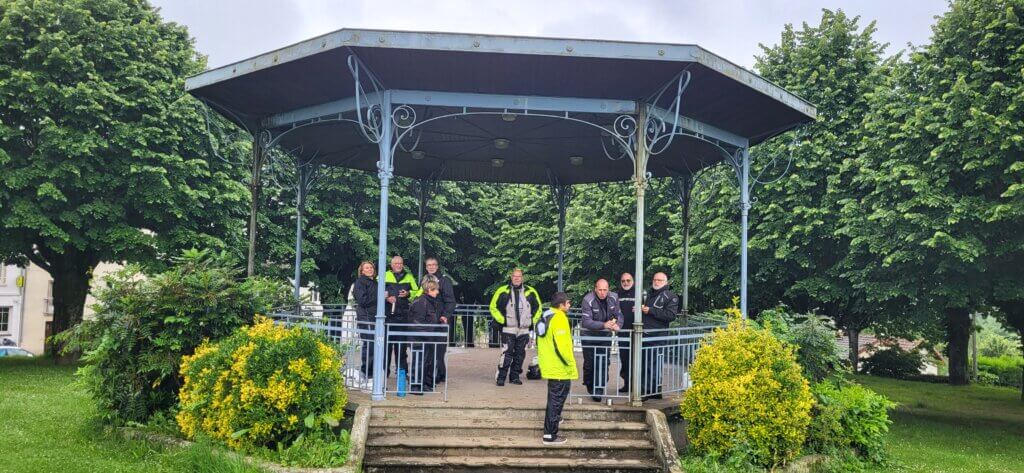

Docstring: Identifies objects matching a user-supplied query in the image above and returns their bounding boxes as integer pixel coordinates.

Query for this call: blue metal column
[371,93,394,401]
[739,148,750,318]
[293,164,305,304]
[630,105,649,407]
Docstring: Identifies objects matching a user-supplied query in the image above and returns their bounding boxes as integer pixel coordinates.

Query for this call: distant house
[0,262,121,355]
[838,333,945,375]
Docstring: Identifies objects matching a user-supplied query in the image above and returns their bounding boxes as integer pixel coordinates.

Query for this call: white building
[0,262,120,355]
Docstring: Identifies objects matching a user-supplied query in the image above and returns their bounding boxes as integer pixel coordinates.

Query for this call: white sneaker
[542,435,567,445]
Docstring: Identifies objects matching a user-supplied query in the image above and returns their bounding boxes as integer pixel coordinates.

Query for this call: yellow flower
[288,358,313,382]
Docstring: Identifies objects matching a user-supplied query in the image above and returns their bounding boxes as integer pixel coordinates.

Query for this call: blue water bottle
[397,367,407,397]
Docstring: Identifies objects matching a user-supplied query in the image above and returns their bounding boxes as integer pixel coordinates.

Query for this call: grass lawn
[0,357,265,473]
[855,375,1024,473]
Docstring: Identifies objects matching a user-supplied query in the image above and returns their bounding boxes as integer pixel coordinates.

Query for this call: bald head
[595,278,609,299]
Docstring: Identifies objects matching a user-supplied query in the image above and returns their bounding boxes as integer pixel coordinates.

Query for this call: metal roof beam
[264,90,636,128]
[263,92,383,128]
[390,90,637,114]
[263,89,748,149]
[648,104,748,149]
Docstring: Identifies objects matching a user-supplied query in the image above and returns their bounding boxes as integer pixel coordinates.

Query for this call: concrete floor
[348,346,681,411]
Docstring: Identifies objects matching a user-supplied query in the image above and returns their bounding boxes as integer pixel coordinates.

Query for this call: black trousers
[435,344,447,381]
[544,379,571,437]
[385,324,409,375]
[496,333,529,382]
[582,336,612,395]
[618,345,631,389]
[411,342,437,391]
[446,315,457,347]
[640,341,663,397]
[462,315,476,347]
[357,320,375,379]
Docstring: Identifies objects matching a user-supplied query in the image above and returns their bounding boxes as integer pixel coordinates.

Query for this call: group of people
[350,255,456,394]
[348,257,680,409]
[488,269,680,402]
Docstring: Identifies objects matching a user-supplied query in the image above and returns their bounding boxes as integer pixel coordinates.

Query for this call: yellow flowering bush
[176,316,347,451]
[680,314,814,467]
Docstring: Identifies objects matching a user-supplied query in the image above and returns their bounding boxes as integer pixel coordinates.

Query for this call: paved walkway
[348,346,681,411]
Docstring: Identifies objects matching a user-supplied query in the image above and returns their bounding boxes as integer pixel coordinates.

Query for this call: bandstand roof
[186,29,815,184]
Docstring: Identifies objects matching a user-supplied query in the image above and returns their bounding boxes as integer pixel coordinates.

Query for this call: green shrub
[978,355,1024,388]
[807,382,895,462]
[177,317,347,455]
[754,307,844,382]
[861,346,923,379]
[680,317,814,468]
[60,250,290,423]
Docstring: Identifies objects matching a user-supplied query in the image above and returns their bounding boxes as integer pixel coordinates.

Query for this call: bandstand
[185,29,816,405]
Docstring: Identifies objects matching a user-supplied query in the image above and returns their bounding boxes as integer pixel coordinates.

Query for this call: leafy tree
[0,0,250,341]
[844,0,1024,384]
[674,10,889,369]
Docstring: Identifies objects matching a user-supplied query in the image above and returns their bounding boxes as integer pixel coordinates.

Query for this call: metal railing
[270,301,721,402]
[638,325,718,397]
[270,305,371,392]
[383,322,449,401]
[569,329,632,404]
[450,304,584,348]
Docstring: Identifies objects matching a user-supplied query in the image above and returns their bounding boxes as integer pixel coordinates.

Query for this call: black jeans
[496,333,529,382]
[357,320,375,379]
[411,342,437,391]
[641,340,664,397]
[618,345,631,390]
[385,323,409,376]
[544,379,571,437]
[582,335,612,395]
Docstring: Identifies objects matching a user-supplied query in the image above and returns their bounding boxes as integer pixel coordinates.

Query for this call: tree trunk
[945,307,972,385]
[246,133,264,278]
[847,327,861,372]
[49,255,95,356]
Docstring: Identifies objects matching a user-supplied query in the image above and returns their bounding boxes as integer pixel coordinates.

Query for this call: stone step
[370,405,648,423]
[368,418,650,440]
[364,436,655,461]
[363,455,662,473]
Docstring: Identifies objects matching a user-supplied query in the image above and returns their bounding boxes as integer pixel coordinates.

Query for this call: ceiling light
[493,138,510,150]
[411,150,426,160]
[569,156,584,166]
[491,158,505,168]
[501,113,517,122]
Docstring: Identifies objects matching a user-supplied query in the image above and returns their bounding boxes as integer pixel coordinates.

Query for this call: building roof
[186,29,816,184]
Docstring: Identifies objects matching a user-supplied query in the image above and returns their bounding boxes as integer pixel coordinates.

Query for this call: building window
[0,306,10,333]
[45,281,54,316]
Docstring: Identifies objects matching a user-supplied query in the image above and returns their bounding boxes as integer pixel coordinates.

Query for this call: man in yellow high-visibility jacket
[536,292,578,445]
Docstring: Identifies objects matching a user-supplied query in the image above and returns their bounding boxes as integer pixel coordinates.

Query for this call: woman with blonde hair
[352,261,378,379]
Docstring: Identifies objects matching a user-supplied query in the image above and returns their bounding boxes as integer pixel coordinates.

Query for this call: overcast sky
[151,0,949,71]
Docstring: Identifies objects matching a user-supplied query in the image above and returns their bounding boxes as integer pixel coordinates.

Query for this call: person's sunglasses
[621,279,632,282]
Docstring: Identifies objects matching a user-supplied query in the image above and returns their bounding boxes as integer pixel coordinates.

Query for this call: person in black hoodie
[640,272,679,400]
[351,261,378,379]
[409,279,447,393]
[424,257,457,381]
